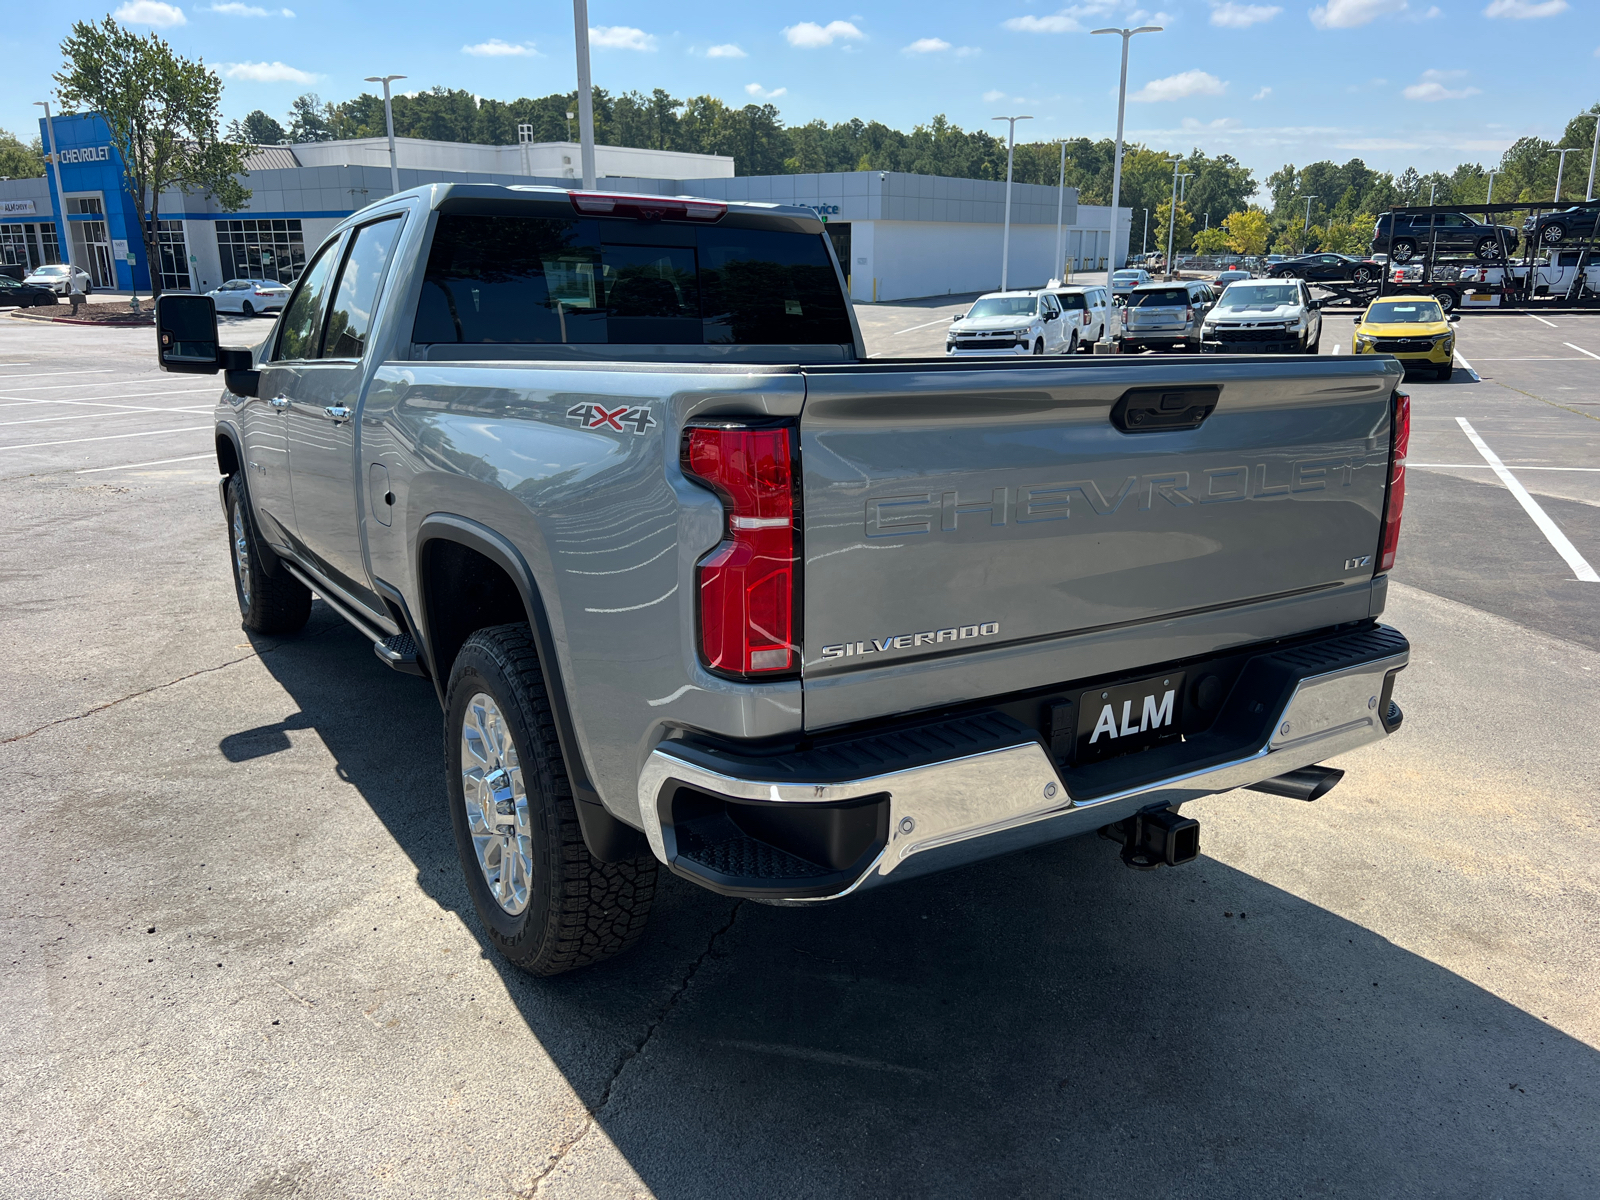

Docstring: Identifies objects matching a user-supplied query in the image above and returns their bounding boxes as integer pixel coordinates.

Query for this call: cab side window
[273,240,341,361]
[321,217,404,360]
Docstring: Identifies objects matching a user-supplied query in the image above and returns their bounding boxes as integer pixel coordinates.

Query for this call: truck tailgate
[797,356,1402,730]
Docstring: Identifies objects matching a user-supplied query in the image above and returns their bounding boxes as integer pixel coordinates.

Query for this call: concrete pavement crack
[523,899,744,1195]
[1,652,258,745]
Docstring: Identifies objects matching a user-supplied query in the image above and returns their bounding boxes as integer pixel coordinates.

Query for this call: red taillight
[1378,390,1409,572]
[1185,306,1195,322]
[682,423,799,676]
[569,191,726,222]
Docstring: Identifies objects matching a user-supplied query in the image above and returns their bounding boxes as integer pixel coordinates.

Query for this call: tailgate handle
[1110,385,1220,433]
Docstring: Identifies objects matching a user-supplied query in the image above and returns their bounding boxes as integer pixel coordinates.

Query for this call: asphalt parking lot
[3,302,1597,1198]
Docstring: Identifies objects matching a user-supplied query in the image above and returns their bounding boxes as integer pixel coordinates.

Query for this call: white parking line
[76,453,214,474]
[1524,312,1559,328]
[0,405,220,428]
[1410,463,1600,472]
[0,425,210,452]
[0,362,33,368]
[0,369,117,381]
[1456,418,1599,583]
[0,387,219,405]
[1453,349,1479,381]
[1562,342,1600,360]
[891,316,957,336]
[0,378,210,394]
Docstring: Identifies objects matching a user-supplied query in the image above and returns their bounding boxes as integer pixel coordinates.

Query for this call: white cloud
[1484,0,1567,16]
[1402,68,1480,101]
[745,83,788,99]
[590,25,656,51]
[983,89,1008,102]
[114,1,186,26]
[1182,116,1241,130]
[1003,3,1173,33]
[223,60,317,83]
[462,39,535,56]
[1211,2,1281,26]
[705,43,747,58]
[1252,86,1272,99]
[783,20,864,48]
[1131,69,1228,102]
[905,37,951,53]
[1309,0,1406,29]
[208,3,294,15]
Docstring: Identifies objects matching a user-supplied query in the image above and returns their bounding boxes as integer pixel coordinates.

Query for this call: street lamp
[1053,138,1069,284]
[992,114,1032,291]
[572,0,597,189]
[33,101,73,274]
[1092,24,1162,334]
[363,75,407,196]
[1298,194,1319,252]
[1549,147,1578,203]
[1486,170,1500,205]
[1142,208,1149,257]
[1588,113,1600,201]
[1164,158,1184,278]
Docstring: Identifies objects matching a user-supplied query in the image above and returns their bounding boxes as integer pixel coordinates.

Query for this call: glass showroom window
[216,219,306,285]
[156,221,191,291]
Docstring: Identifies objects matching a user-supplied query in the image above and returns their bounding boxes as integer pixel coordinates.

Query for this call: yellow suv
[1351,297,1459,381]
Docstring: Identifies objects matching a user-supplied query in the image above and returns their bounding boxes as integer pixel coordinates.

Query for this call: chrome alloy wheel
[460,692,533,915]
[232,499,251,608]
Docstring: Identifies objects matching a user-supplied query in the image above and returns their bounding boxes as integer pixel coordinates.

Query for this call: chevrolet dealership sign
[47,146,112,165]
[2,200,37,215]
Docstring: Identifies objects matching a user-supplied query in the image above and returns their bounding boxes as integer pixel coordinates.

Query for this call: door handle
[324,405,352,421]
[269,396,291,409]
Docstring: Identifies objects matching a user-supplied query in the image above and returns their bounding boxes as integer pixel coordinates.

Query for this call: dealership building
[1,112,1132,303]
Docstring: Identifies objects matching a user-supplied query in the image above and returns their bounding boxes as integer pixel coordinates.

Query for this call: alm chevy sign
[2,200,37,216]
[48,145,111,165]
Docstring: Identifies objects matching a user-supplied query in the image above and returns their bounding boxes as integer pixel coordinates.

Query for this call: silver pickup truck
[155,183,1411,976]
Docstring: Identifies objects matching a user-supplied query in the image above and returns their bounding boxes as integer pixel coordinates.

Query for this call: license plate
[1075,672,1185,764]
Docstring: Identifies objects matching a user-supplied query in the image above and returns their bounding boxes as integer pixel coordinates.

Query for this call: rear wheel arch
[413,515,636,859]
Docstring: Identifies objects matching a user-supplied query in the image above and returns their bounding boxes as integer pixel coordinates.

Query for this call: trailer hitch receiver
[1101,807,1200,871]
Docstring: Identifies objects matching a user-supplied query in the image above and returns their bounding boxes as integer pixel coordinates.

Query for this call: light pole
[1588,113,1600,201]
[1142,208,1149,257]
[33,101,73,274]
[1486,170,1500,205]
[572,0,597,189]
[1428,180,1437,206]
[1092,24,1162,324]
[1053,138,1068,283]
[1299,194,1318,252]
[1178,172,1194,203]
[1163,157,1183,278]
[1549,147,1578,203]
[363,75,406,196]
[992,114,1032,291]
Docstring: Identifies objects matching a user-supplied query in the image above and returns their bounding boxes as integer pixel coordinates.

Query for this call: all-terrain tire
[225,473,311,635]
[445,624,656,976]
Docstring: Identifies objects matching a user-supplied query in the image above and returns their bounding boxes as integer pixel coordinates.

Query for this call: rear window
[1130,288,1189,307]
[1054,292,1087,310]
[412,213,852,346]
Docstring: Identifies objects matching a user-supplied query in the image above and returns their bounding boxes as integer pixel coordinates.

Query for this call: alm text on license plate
[1075,671,1185,764]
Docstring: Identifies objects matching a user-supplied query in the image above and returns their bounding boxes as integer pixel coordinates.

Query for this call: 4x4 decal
[566,402,655,435]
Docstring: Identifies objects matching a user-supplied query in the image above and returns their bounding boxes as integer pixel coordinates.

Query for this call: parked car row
[946,285,1110,356]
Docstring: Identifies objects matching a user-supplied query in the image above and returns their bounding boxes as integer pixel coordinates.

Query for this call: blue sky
[7,0,1599,191]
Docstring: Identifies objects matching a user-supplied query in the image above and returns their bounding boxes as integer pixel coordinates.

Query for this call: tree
[1320,216,1374,255]
[1192,225,1230,254]
[227,110,286,146]
[288,93,336,142]
[56,17,249,301]
[0,129,46,178]
[1155,201,1194,256]
[1223,208,1271,257]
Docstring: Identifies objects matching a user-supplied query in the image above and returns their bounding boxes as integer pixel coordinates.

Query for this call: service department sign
[2,200,37,216]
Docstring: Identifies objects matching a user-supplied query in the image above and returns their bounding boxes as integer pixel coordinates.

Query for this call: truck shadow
[249,609,1600,1198]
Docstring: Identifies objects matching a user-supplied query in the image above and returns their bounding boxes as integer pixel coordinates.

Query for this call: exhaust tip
[1248,765,1345,803]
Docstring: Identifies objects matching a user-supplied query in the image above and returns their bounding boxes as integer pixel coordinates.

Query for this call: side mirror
[156,294,221,374]
[1353,315,1362,322]
[1449,313,1461,323]
[156,292,259,395]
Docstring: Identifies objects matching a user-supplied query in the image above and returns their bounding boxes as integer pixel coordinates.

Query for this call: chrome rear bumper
[637,626,1408,902]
